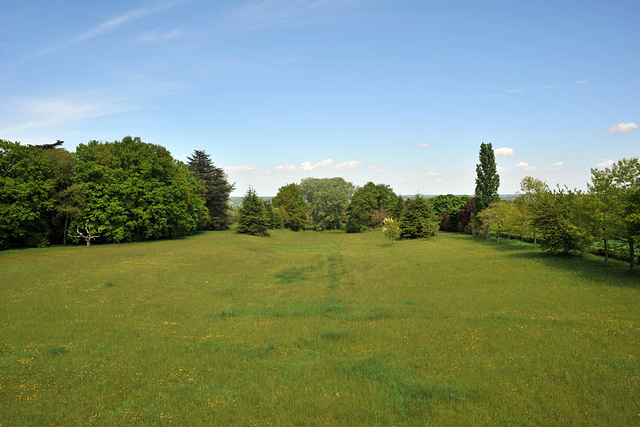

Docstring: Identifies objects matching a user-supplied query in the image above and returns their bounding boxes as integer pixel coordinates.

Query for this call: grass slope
[1,231,639,425]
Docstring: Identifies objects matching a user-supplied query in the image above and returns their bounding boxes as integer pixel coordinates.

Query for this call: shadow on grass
[464,235,640,289]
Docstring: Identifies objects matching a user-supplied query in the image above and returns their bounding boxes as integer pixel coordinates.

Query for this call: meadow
[1,230,639,425]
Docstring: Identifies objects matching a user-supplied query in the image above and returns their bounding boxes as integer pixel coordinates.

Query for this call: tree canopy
[300,177,355,231]
[72,137,208,243]
[273,183,307,231]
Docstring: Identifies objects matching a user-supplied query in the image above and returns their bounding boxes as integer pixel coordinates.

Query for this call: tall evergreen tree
[187,150,235,230]
[236,187,269,236]
[474,142,500,213]
[399,195,440,239]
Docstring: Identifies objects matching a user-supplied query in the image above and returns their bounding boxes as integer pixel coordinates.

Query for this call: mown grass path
[1,231,639,425]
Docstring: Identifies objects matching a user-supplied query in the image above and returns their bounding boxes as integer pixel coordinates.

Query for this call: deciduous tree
[0,140,55,249]
[73,137,207,243]
[300,177,354,231]
[273,183,307,231]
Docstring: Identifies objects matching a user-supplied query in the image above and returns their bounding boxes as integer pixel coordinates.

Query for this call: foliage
[0,140,56,249]
[264,202,284,229]
[72,137,207,243]
[477,201,512,241]
[399,195,439,239]
[531,186,593,254]
[43,148,81,245]
[382,217,401,245]
[519,176,549,249]
[300,177,355,231]
[273,183,307,231]
[346,182,378,233]
[430,194,471,231]
[588,158,640,269]
[391,194,406,220]
[187,150,234,230]
[346,182,398,233]
[456,198,475,233]
[474,142,500,213]
[236,187,269,236]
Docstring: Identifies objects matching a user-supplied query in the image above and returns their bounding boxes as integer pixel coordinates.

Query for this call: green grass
[1,230,639,425]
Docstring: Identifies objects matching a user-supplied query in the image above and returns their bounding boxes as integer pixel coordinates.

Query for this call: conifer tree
[399,195,439,239]
[236,187,269,236]
[187,150,234,230]
[474,142,500,213]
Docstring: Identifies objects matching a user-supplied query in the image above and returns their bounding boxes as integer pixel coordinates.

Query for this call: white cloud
[494,147,515,157]
[576,80,587,84]
[608,122,638,134]
[335,160,373,170]
[515,161,535,171]
[415,144,432,148]
[543,162,565,171]
[496,166,508,172]
[596,158,614,168]
[505,89,523,93]
[276,159,334,172]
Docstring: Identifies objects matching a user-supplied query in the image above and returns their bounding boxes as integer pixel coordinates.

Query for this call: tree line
[0,137,233,249]
[2,137,639,270]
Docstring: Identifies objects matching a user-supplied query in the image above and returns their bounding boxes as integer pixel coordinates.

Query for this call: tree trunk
[62,212,70,245]
[630,239,635,270]
[533,226,537,249]
[603,239,609,266]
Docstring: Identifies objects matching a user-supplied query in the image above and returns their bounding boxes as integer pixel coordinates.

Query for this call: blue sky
[1,0,638,196]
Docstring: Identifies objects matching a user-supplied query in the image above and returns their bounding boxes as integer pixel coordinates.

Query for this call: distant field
[1,230,639,425]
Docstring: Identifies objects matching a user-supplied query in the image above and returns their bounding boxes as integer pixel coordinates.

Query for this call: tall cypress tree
[474,142,500,213]
[187,150,235,230]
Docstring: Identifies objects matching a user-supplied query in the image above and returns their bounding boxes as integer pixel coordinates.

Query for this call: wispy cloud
[135,28,182,44]
[575,80,587,84]
[415,143,432,148]
[7,1,182,68]
[225,0,369,36]
[0,93,141,136]
[608,122,638,134]
[494,147,515,157]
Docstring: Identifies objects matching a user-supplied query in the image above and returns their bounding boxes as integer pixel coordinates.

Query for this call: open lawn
[1,230,639,425]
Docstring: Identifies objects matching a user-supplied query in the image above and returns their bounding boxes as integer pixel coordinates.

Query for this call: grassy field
[1,230,639,425]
